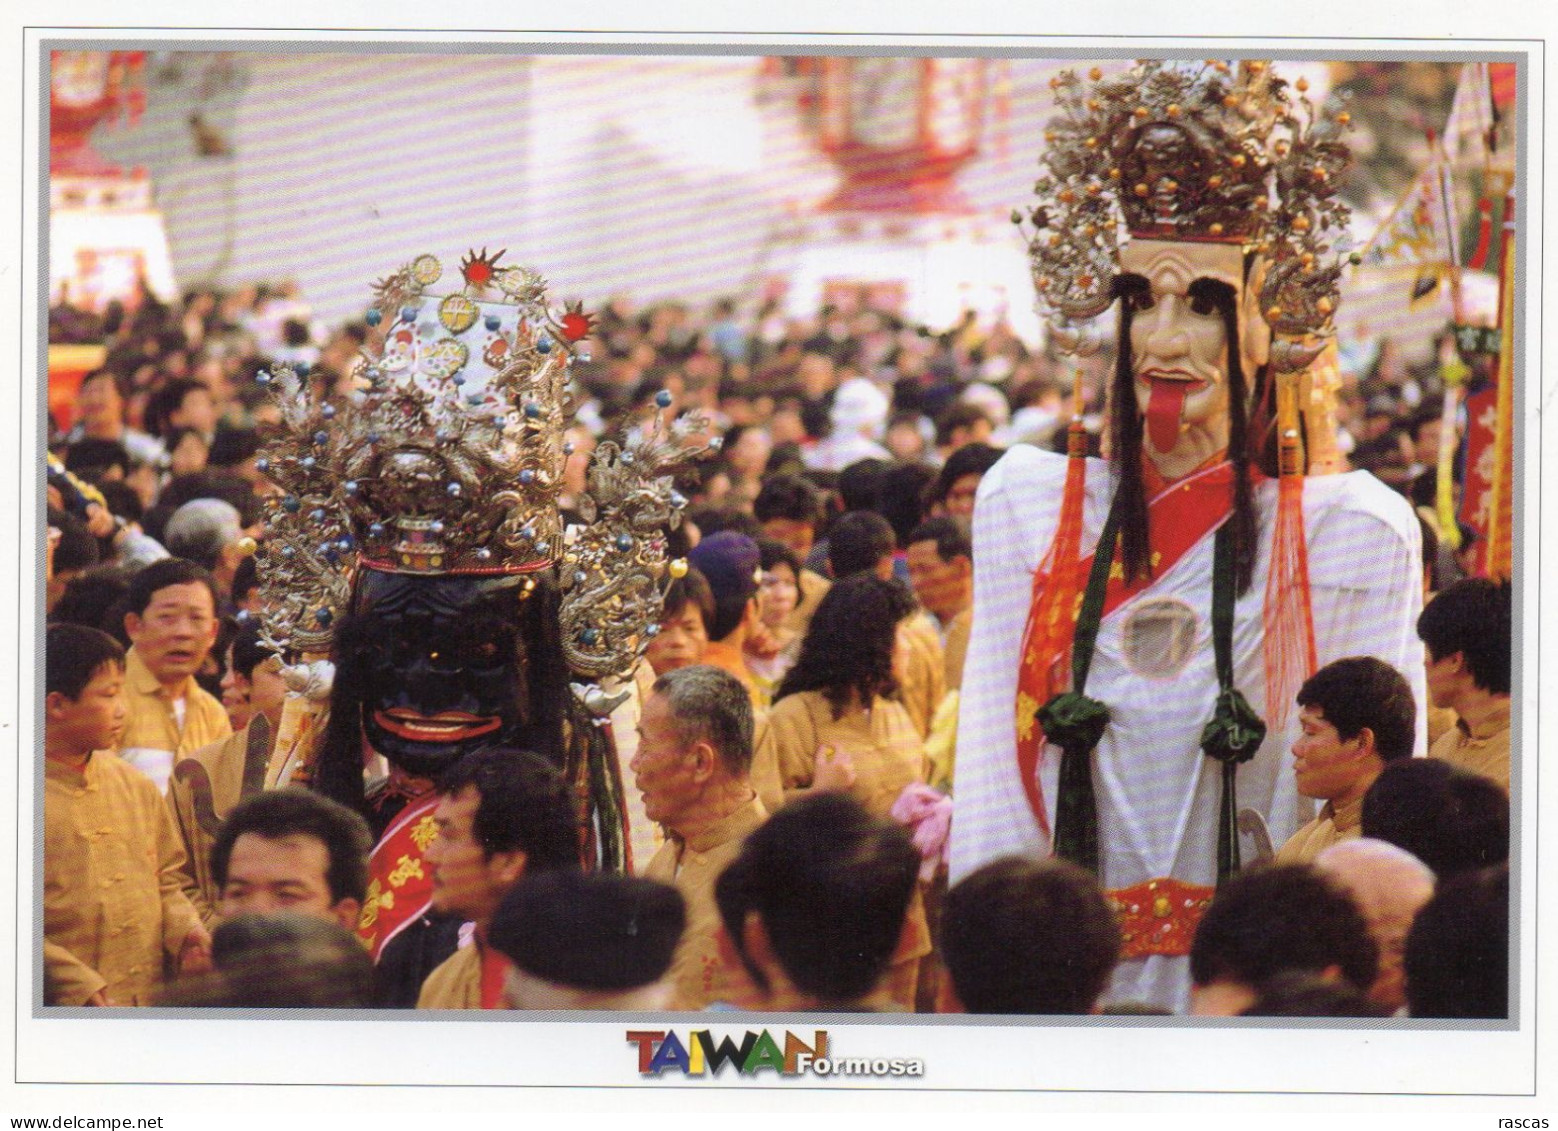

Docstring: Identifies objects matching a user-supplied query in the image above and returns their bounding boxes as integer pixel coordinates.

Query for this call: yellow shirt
[747,712,785,816]
[897,613,946,740]
[1429,701,1511,794]
[761,689,932,990]
[765,690,928,821]
[942,606,972,693]
[44,753,201,1005]
[166,727,251,925]
[643,795,768,1010]
[417,940,483,1009]
[120,647,232,794]
[1274,794,1365,866]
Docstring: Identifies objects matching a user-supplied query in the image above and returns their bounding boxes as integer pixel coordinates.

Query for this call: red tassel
[1033,421,1090,693]
[1013,373,1090,842]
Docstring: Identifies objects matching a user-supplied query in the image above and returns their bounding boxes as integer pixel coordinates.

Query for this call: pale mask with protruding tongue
[1121,239,1256,479]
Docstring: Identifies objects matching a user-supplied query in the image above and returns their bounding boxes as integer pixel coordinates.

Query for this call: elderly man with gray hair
[632,664,769,1009]
[1314,837,1436,1015]
[162,498,249,613]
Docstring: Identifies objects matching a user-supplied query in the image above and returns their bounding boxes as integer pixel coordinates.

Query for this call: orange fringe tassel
[1263,373,1318,733]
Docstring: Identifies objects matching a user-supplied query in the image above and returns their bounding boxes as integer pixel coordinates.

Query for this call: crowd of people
[43,271,1511,1018]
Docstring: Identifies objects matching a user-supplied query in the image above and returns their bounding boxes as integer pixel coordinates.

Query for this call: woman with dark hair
[744,537,805,699]
[163,425,211,480]
[760,573,931,1010]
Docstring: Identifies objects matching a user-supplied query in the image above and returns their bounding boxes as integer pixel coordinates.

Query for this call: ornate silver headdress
[561,399,707,681]
[1017,60,1354,371]
[253,250,707,703]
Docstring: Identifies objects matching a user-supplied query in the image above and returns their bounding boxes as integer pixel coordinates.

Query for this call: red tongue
[1146,379,1190,455]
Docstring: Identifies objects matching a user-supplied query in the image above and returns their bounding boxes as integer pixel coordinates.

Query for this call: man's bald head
[1315,838,1435,1013]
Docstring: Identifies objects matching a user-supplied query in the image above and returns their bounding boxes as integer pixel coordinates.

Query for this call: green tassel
[1040,691,1110,874]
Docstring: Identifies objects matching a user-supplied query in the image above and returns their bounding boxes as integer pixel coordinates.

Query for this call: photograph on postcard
[21,36,1536,1096]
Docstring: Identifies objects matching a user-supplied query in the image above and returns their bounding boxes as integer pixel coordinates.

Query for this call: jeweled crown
[1018,60,1354,363]
[253,249,708,691]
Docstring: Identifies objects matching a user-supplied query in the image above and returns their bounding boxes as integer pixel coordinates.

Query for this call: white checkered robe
[950,446,1426,1011]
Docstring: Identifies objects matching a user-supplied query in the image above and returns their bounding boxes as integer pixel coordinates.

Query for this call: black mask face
[352,570,531,780]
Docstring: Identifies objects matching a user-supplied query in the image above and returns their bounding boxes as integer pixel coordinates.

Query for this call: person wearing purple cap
[687,530,765,708]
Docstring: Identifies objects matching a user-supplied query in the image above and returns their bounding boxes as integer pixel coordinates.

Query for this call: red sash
[1013,461,1240,839]
[356,793,440,960]
[479,936,512,1009]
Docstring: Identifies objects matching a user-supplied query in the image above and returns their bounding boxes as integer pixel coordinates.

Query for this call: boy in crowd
[44,624,209,1005]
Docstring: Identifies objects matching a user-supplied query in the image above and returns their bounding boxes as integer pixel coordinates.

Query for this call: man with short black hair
[416,748,582,1010]
[754,474,824,562]
[1403,864,1508,1019]
[63,436,133,484]
[119,557,231,793]
[146,377,219,444]
[1362,758,1509,881]
[491,870,686,1011]
[1418,578,1512,792]
[1275,656,1417,865]
[934,407,996,467]
[713,793,920,1011]
[930,441,1002,519]
[211,788,373,932]
[905,516,974,690]
[64,367,166,467]
[635,665,769,1009]
[1188,863,1378,1016]
[941,856,1121,1014]
[827,510,897,581]
[642,569,715,677]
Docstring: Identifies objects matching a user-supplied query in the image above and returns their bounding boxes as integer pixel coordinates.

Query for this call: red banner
[357,794,440,960]
[1490,63,1517,110]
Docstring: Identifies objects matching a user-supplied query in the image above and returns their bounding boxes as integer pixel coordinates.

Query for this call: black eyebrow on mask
[1112,273,1150,298]
[1188,277,1237,306]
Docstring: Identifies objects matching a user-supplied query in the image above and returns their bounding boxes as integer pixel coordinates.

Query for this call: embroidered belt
[1106,876,1215,959]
